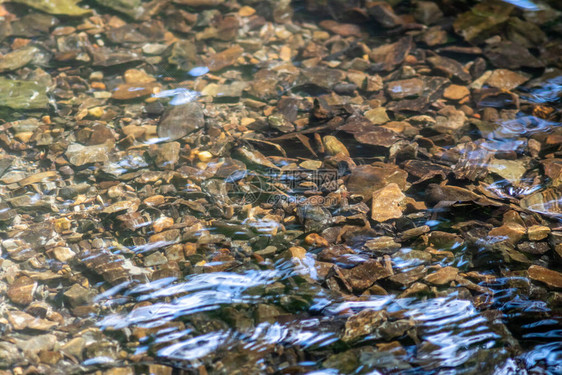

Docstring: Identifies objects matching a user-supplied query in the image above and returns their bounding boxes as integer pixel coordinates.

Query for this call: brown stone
[304,233,329,248]
[528,265,562,289]
[342,309,387,342]
[341,260,393,292]
[112,82,161,100]
[153,217,174,233]
[347,163,408,200]
[485,69,529,91]
[371,183,406,222]
[527,225,551,241]
[443,84,469,100]
[124,69,156,84]
[488,223,526,244]
[319,20,361,37]
[7,276,36,306]
[205,45,243,72]
[424,266,459,285]
[288,246,306,260]
[387,78,424,100]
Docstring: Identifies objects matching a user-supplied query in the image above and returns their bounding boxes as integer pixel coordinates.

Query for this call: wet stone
[485,69,529,91]
[427,56,471,83]
[528,225,551,241]
[347,163,408,199]
[371,183,406,222]
[15,334,57,356]
[517,241,550,255]
[7,276,37,306]
[158,102,205,141]
[364,236,401,255]
[0,46,39,72]
[154,142,180,169]
[528,265,562,289]
[341,260,393,292]
[364,107,390,124]
[453,2,513,44]
[0,77,49,110]
[443,84,469,100]
[64,283,94,307]
[387,78,424,100]
[424,266,459,285]
[484,42,543,70]
[65,141,113,166]
[342,309,387,343]
[8,0,91,16]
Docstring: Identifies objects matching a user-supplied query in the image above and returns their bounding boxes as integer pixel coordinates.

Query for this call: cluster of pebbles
[0,0,560,373]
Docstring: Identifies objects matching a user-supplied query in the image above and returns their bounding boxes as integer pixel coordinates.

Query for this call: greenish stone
[93,0,143,19]
[0,0,91,16]
[453,2,513,43]
[0,46,39,72]
[0,77,49,110]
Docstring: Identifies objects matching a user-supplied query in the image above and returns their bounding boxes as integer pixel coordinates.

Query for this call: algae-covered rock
[0,77,49,110]
[0,46,40,72]
[93,0,143,19]
[0,0,91,16]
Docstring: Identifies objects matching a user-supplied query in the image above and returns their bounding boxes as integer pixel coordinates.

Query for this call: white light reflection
[152,88,200,106]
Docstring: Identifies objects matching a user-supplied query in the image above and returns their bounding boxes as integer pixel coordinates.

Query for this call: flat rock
[112,82,160,100]
[484,42,543,69]
[364,236,401,254]
[7,276,37,306]
[527,225,550,241]
[433,105,467,134]
[158,102,205,141]
[485,69,529,91]
[453,2,513,43]
[15,334,57,355]
[488,223,526,244]
[443,84,469,100]
[7,0,91,16]
[487,158,526,184]
[424,266,459,285]
[205,45,243,72]
[65,141,113,166]
[0,46,39,72]
[371,183,406,222]
[370,36,412,71]
[427,56,471,83]
[347,163,408,200]
[364,107,390,124]
[528,265,562,289]
[0,77,49,110]
[342,309,387,342]
[64,283,94,307]
[386,78,424,100]
[341,259,393,292]
[7,311,58,331]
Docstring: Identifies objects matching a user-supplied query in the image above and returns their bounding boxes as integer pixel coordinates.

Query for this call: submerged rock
[4,0,91,16]
[528,265,562,289]
[371,183,406,222]
[0,77,49,110]
[0,46,40,72]
[93,0,143,19]
[158,102,205,141]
